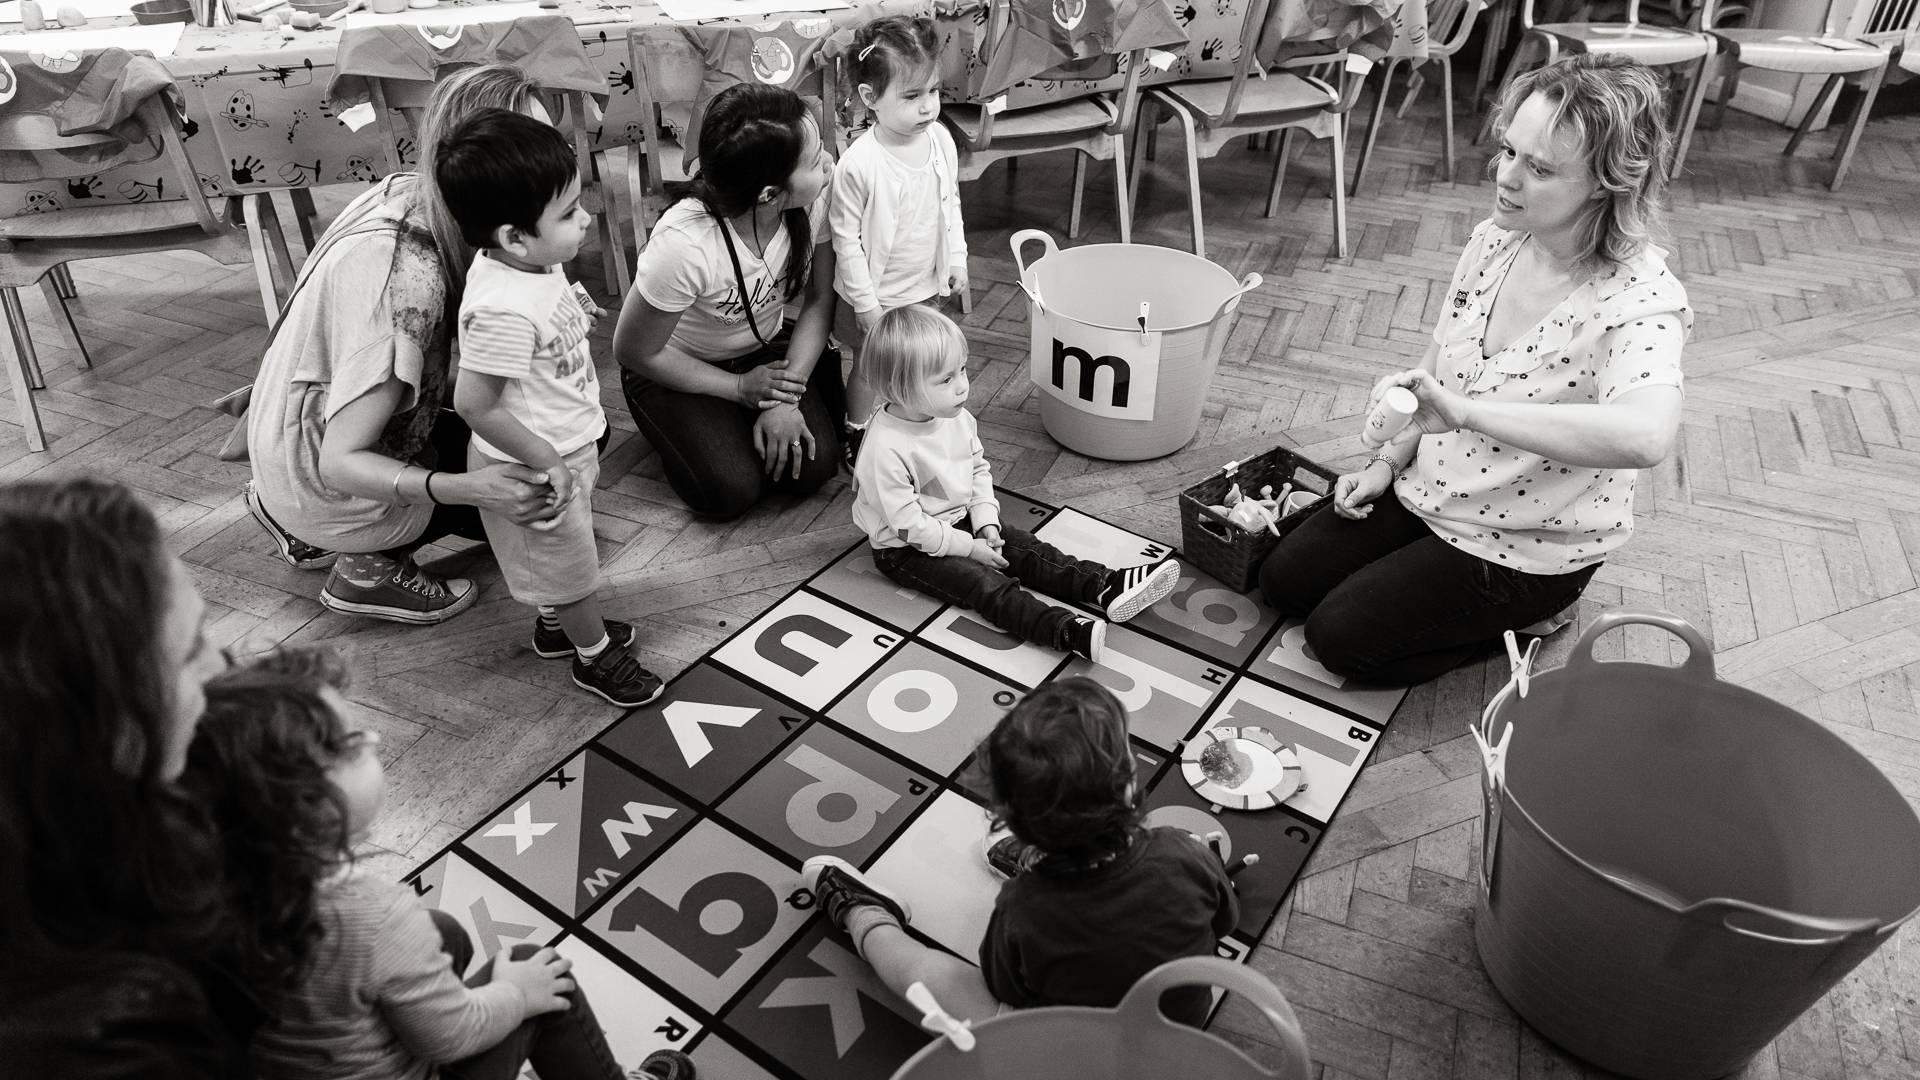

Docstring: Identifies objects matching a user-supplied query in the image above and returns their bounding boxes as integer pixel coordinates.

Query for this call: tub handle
[1209,272,1264,323]
[1689,897,1883,948]
[1117,957,1311,1078]
[1008,229,1058,312]
[1566,607,1716,681]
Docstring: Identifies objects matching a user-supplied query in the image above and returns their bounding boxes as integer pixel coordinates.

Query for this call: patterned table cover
[0,0,1420,219]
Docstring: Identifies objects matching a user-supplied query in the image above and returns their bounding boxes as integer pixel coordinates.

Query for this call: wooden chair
[1475,0,1720,179]
[936,0,1149,243]
[368,76,633,298]
[1,91,294,452]
[1130,0,1369,259]
[624,27,840,245]
[1351,0,1488,193]
[1705,0,1918,190]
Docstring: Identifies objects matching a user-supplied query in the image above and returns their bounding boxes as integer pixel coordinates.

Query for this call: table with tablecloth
[0,0,1423,218]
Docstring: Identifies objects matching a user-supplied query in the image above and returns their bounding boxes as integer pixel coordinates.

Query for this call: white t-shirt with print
[457,253,607,462]
[631,192,831,366]
[1394,219,1690,575]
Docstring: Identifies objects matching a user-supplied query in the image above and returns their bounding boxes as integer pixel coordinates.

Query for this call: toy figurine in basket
[1209,483,1288,537]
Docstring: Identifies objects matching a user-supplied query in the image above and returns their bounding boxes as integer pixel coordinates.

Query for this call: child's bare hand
[494,946,575,1015]
[979,524,1005,551]
[947,266,969,297]
[967,538,1008,569]
[526,468,572,533]
[856,306,882,336]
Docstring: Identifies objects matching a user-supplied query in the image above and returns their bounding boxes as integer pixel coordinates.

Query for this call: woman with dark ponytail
[614,83,844,521]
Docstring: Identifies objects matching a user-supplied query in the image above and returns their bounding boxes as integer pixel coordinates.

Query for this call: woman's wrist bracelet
[1367,455,1398,476]
[424,470,442,506]
[391,465,409,505]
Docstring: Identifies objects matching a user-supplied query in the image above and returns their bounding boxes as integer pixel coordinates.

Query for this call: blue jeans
[428,910,622,1080]
[622,338,845,522]
[873,524,1110,651]
[1257,491,1599,685]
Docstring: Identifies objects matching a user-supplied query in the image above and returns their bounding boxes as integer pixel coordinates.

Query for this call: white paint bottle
[1360,386,1418,448]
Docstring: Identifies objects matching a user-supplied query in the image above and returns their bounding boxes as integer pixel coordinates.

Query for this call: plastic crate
[1178,446,1340,593]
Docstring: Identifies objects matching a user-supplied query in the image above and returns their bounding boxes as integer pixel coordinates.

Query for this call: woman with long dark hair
[0,478,246,1076]
[614,82,845,521]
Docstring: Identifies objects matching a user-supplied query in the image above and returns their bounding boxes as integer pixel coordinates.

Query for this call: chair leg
[260,195,298,301]
[1168,103,1206,257]
[1669,53,1712,180]
[52,264,76,299]
[289,186,318,250]
[2,291,45,453]
[1711,55,1743,130]
[1068,151,1089,239]
[1266,129,1291,217]
[1328,126,1349,259]
[1785,74,1842,157]
[1440,56,1457,184]
[4,289,44,390]
[627,143,651,254]
[243,194,286,325]
[1129,97,1153,223]
[1350,57,1401,196]
[1828,67,1884,192]
[38,277,90,370]
[1111,133,1134,244]
[1474,0,1515,113]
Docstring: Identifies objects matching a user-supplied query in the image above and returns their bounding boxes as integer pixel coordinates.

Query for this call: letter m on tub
[1029,318,1161,422]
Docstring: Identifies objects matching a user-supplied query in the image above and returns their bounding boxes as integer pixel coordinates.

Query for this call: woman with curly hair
[0,478,245,1077]
[800,677,1240,1026]
[1259,53,1692,685]
[188,648,696,1080]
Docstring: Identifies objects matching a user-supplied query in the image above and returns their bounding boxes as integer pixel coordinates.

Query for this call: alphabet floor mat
[405,492,1408,1078]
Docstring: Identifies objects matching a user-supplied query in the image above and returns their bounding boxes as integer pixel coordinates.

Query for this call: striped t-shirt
[457,252,607,463]
[250,869,527,1080]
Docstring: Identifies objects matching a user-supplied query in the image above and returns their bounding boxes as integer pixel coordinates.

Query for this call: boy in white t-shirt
[438,108,663,708]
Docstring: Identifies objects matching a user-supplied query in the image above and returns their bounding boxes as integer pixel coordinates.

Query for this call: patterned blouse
[1393,219,1690,576]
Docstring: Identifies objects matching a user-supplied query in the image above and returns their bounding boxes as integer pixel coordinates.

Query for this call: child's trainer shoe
[1098,560,1182,623]
[638,1049,697,1080]
[982,832,1046,880]
[533,618,635,659]
[803,855,914,935]
[572,647,665,708]
[1065,617,1107,664]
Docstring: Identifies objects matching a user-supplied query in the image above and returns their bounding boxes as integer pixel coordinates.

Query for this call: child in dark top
[803,678,1239,1026]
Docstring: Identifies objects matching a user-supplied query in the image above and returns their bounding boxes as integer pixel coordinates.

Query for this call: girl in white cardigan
[829,15,969,462]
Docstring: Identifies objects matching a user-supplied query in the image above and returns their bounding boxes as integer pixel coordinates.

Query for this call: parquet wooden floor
[4,88,1917,1079]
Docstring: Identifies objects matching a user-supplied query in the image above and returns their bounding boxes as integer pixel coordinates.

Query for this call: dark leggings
[1257,491,1598,685]
[622,341,845,522]
[427,909,622,1080]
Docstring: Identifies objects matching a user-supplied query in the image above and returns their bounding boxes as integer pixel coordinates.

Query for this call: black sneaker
[246,481,336,571]
[982,833,1046,880]
[320,557,476,625]
[571,646,664,708]
[1064,617,1107,663]
[802,855,913,933]
[639,1049,697,1080]
[532,618,635,659]
[1098,560,1182,623]
[841,422,867,470]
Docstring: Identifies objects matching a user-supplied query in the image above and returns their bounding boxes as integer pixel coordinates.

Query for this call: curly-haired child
[802,677,1239,1026]
[184,648,695,1080]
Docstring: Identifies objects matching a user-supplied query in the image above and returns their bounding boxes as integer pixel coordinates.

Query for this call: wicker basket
[1178,446,1340,593]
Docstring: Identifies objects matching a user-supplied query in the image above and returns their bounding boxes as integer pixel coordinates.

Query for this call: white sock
[576,634,610,661]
